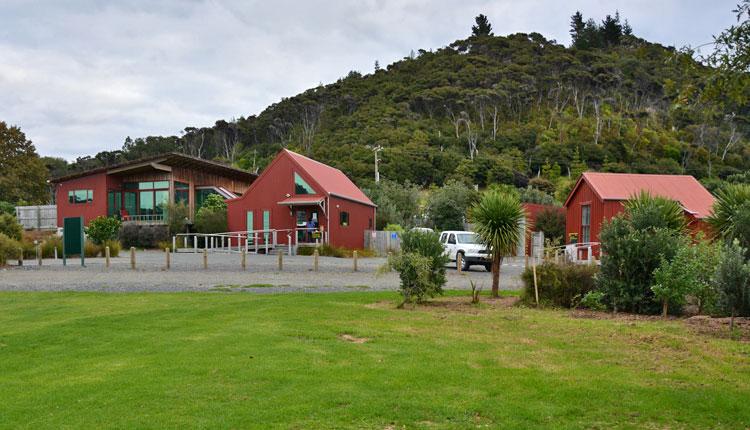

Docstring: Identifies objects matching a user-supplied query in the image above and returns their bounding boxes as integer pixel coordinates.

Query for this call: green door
[263,210,270,242]
[246,211,254,245]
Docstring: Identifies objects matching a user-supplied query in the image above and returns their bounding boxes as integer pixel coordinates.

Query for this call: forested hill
[47,12,749,201]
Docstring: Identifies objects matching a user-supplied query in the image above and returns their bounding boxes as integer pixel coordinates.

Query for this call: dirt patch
[339,334,370,344]
[365,295,519,313]
[570,310,750,341]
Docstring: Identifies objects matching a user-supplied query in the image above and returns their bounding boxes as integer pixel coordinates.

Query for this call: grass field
[1,291,749,429]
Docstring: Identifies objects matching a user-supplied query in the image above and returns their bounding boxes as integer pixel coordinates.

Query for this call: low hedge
[521,261,599,308]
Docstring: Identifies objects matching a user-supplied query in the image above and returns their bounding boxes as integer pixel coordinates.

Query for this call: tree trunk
[491,255,502,298]
[662,300,668,319]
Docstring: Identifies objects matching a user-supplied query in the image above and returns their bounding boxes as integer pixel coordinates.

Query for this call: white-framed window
[581,204,591,244]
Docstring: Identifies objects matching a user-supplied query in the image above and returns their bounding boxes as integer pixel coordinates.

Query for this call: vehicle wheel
[456,252,470,271]
[484,263,491,272]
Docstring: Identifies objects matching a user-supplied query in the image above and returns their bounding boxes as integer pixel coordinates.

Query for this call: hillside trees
[0,122,48,205]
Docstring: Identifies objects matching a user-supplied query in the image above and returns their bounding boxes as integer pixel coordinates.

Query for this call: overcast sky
[0,0,737,161]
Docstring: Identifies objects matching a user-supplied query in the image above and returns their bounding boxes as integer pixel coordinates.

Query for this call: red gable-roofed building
[226,149,376,249]
[564,172,715,253]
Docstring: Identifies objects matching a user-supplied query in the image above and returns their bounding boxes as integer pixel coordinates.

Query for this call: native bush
[0,201,15,216]
[715,240,750,331]
[521,261,599,308]
[425,180,478,231]
[84,240,101,258]
[195,194,228,234]
[534,207,565,245]
[388,230,449,306]
[708,184,750,255]
[0,213,23,241]
[119,224,139,248]
[166,201,191,236]
[102,239,121,257]
[0,233,22,265]
[85,216,122,245]
[41,235,63,258]
[384,224,404,233]
[579,291,607,311]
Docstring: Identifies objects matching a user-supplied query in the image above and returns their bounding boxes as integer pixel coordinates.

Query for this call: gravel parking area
[0,250,526,293]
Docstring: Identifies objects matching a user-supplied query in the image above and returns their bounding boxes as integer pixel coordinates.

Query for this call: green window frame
[68,189,93,204]
[294,173,315,195]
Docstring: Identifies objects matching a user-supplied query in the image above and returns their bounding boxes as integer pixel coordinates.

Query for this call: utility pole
[372,145,383,183]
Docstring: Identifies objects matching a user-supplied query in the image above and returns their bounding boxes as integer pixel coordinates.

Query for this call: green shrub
[85,216,122,245]
[21,239,36,259]
[0,213,23,241]
[0,201,15,216]
[166,202,190,236]
[195,207,227,234]
[579,291,607,311]
[534,208,565,245]
[384,224,404,233]
[388,230,449,306]
[715,241,750,330]
[102,239,121,257]
[0,233,22,265]
[521,261,599,308]
[296,244,375,258]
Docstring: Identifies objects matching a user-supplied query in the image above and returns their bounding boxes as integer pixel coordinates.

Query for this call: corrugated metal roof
[572,172,715,219]
[284,149,376,207]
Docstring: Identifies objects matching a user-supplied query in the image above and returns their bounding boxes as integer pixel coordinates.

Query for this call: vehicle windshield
[456,233,479,244]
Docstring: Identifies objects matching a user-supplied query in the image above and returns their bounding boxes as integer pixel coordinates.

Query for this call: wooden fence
[15,205,57,230]
[364,230,401,255]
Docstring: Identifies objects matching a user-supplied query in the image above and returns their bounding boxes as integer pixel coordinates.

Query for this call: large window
[175,182,189,205]
[68,189,93,204]
[581,205,591,244]
[123,181,169,218]
[294,173,315,195]
[196,188,220,209]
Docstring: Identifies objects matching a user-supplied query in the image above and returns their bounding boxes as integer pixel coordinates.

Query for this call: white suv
[439,231,491,272]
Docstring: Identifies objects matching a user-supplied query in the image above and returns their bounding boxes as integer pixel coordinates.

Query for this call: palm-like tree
[708,184,750,252]
[470,191,526,297]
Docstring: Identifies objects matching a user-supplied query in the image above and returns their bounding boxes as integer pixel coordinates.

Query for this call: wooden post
[353,250,358,272]
[130,247,136,270]
[105,246,110,268]
[457,253,463,274]
[36,243,42,266]
[277,250,283,271]
[165,248,171,270]
[387,251,392,271]
[172,236,176,253]
[241,249,247,271]
[532,258,539,307]
[203,249,208,270]
[313,249,319,272]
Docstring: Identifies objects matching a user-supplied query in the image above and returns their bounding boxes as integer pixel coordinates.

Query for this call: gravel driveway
[0,250,526,294]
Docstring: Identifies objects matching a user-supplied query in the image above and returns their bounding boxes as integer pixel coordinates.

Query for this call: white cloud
[0,0,737,160]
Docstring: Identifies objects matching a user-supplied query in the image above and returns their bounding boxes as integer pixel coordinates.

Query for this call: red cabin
[564,172,716,256]
[226,149,376,249]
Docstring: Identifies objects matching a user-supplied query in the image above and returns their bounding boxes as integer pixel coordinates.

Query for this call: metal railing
[173,227,327,255]
[122,214,166,224]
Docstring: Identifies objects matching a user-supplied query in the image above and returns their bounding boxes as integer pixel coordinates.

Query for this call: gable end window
[339,211,349,227]
[294,173,315,195]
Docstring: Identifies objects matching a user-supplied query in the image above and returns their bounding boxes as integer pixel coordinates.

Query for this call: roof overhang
[277,196,325,206]
[107,161,171,175]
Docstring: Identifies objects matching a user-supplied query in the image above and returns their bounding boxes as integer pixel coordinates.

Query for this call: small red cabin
[226,149,376,249]
[564,172,715,254]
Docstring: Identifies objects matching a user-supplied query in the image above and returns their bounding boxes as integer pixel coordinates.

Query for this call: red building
[564,172,716,253]
[522,202,565,254]
[51,153,256,227]
[226,149,376,249]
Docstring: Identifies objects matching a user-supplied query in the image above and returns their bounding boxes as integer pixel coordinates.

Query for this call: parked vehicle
[410,227,434,233]
[439,231,491,271]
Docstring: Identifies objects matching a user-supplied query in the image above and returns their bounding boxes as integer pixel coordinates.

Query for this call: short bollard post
[172,236,176,254]
[105,246,111,268]
[457,253,463,274]
[353,250,358,272]
[203,249,208,269]
[36,242,42,266]
[165,248,171,270]
[387,252,392,271]
[18,249,23,266]
[277,250,283,271]
[313,249,319,272]
[241,249,247,271]
[130,247,136,270]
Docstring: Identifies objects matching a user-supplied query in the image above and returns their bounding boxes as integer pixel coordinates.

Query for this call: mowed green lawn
[0,291,749,429]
